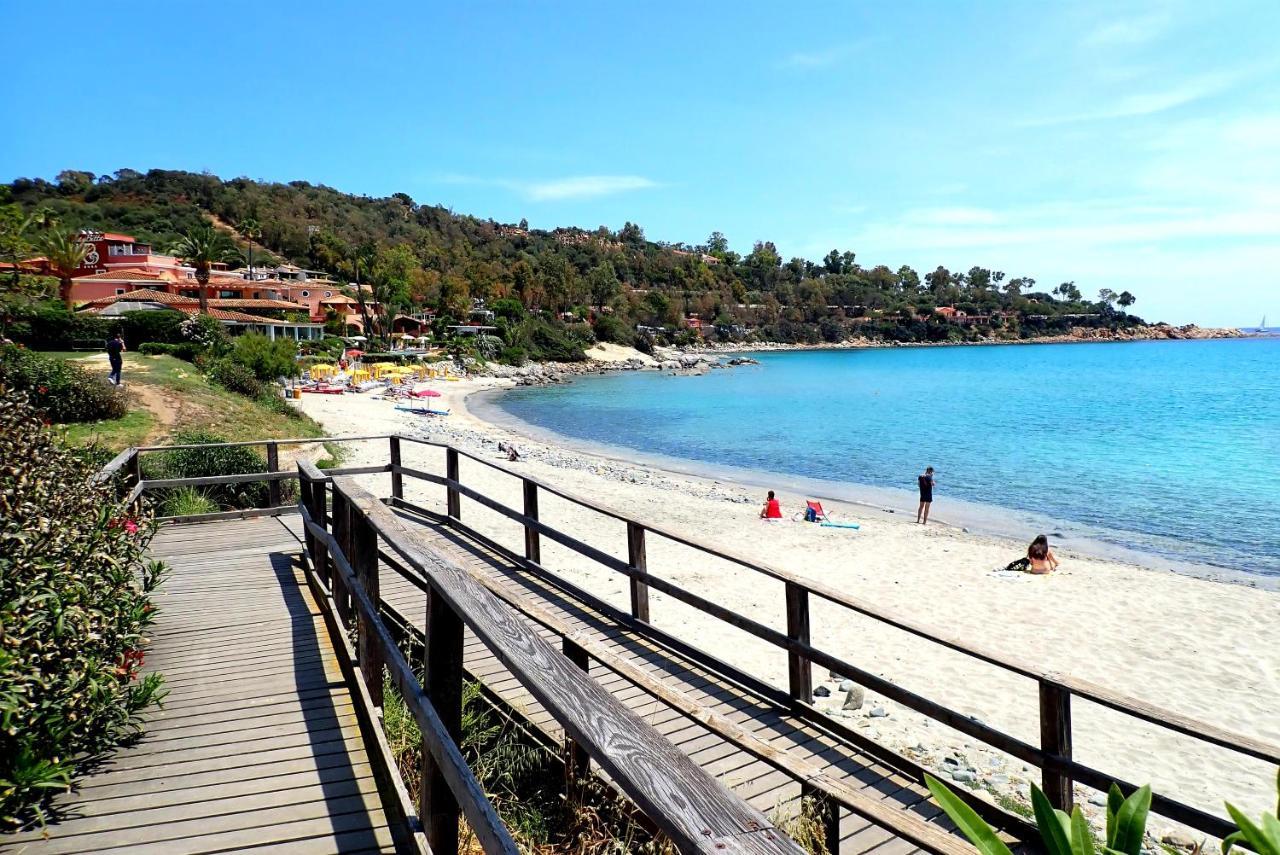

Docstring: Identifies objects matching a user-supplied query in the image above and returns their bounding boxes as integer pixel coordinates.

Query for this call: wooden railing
[96,434,1280,846]
[376,435,1277,843]
[296,459,802,855]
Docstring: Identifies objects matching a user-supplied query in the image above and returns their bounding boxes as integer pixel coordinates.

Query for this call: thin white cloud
[904,207,1003,226]
[1081,14,1170,48]
[435,173,657,202]
[523,175,656,201]
[777,41,866,70]
[1018,69,1242,126]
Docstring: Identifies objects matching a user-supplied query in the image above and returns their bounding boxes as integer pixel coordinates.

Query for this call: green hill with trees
[3,168,1146,350]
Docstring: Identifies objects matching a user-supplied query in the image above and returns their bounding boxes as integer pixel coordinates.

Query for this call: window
[301,290,310,298]
[324,291,331,297]
[115,288,126,295]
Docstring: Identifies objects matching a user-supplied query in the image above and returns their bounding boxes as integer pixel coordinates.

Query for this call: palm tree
[171,223,242,314]
[238,218,262,281]
[39,227,90,310]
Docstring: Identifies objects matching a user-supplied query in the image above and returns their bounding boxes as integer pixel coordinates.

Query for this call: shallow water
[488,338,1280,578]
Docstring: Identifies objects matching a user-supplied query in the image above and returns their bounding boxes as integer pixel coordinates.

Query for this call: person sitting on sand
[1026,534,1060,574]
[760,490,782,520]
[506,443,520,462]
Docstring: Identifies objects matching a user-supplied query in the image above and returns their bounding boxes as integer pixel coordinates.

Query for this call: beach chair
[804,501,828,523]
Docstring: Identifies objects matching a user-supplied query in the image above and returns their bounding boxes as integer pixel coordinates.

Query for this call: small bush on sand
[0,388,166,828]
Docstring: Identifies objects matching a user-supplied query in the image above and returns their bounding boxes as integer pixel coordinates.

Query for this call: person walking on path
[916,466,935,524]
[106,332,126,386]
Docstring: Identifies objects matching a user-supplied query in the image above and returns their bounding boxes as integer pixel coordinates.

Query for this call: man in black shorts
[916,466,935,524]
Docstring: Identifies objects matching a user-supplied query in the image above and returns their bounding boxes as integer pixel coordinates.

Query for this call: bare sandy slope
[297,378,1278,836]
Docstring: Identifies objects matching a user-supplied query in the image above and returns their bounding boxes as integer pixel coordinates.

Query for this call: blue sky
[3,0,1277,325]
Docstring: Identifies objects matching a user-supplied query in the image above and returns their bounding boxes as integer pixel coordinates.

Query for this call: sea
[477,338,1280,582]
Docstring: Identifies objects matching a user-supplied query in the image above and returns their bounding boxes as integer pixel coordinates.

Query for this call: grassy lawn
[51,352,324,452]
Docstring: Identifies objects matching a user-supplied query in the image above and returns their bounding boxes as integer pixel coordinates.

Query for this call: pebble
[838,679,856,692]
[843,689,865,710]
[869,706,888,717]
[950,770,976,783]
[1160,832,1198,850]
[813,685,831,698]
[1089,793,1108,807]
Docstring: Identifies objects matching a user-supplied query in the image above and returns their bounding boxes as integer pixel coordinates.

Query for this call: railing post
[800,783,840,854]
[626,521,650,622]
[312,481,331,587]
[445,447,460,520]
[331,489,352,626]
[522,479,540,563]
[266,441,281,506]
[299,469,315,561]
[561,637,591,796]
[389,436,403,501]
[423,586,464,855]
[127,450,142,510]
[1039,681,1074,811]
[351,508,383,708]
[785,582,813,704]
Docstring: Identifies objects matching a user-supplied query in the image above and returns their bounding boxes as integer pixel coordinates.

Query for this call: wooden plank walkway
[366,512,992,855]
[2,517,399,855]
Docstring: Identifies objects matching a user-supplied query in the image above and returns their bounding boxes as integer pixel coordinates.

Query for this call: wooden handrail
[318,469,802,854]
[390,436,1280,767]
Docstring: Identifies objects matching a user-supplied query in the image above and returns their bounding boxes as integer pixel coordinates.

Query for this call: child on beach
[1026,535,1059,573]
[760,490,782,520]
[916,466,935,524]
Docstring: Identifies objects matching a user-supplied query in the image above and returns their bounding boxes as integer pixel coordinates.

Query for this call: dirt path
[128,382,178,444]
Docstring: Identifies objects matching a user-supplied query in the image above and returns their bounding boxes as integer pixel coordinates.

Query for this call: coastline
[293,375,1278,829]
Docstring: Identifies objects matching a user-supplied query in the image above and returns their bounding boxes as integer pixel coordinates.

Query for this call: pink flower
[124,519,139,535]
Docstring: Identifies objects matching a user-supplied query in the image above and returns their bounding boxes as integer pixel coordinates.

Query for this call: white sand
[295,374,1279,836]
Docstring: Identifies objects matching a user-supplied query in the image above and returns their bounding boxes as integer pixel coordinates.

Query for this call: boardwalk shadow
[267,548,388,852]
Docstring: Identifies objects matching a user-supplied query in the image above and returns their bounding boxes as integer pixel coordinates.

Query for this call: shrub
[0,345,127,423]
[144,429,269,509]
[207,357,263,398]
[159,487,219,517]
[591,314,634,346]
[0,389,166,827]
[516,317,586,362]
[137,341,201,361]
[10,302,114,351]
[230,333,297,381]
[178,314,230,356]
[498,345,528,366]
[117,311,185,347]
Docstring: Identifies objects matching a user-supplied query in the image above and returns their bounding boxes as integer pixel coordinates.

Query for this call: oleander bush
[0,388,166,828]
[0,345,127,423]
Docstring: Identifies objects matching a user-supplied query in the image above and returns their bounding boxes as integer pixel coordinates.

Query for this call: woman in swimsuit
[1026,535,1060,574]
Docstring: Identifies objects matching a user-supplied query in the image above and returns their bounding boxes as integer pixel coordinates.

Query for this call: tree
[896,265,920,294]
[171,223,242,314]
[1117,290,1135,309]
[39,227,90,310]
[238,218,262,280]
[587,261,620,310]
[1098,288,1117,308]
[1055,281,1081,301]
[925,266,951,296]
[705,231,729,255]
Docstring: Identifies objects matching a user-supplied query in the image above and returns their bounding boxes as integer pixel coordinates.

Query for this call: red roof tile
[74,268,176,282]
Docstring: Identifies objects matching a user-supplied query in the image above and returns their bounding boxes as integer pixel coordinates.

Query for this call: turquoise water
[489,338,1280,578]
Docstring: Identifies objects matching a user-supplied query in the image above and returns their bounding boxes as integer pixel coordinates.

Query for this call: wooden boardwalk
[368,511,993,855]
[2,517,400,855]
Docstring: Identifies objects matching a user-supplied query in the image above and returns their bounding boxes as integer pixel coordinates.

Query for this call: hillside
[4,168,1150,346]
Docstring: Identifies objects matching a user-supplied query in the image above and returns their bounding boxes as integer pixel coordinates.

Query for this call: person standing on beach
[916,466,935,524]
[106,332,126,386]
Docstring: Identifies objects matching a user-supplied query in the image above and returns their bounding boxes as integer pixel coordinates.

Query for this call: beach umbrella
[347,335,367,342]
[410,387,442,399]
[345,348,364,357]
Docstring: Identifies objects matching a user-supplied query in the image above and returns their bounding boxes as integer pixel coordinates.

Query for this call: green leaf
[925,773,1014,855]
[1032,785,1074,855]
[1071,807,1096,855]
[1111,785,1151,855]
[1222,830,1245,855]
[1225,803,1280,855]
[1107,784,1125,849]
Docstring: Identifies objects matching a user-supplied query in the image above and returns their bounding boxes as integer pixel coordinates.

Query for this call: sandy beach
[294,360,1279,837]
